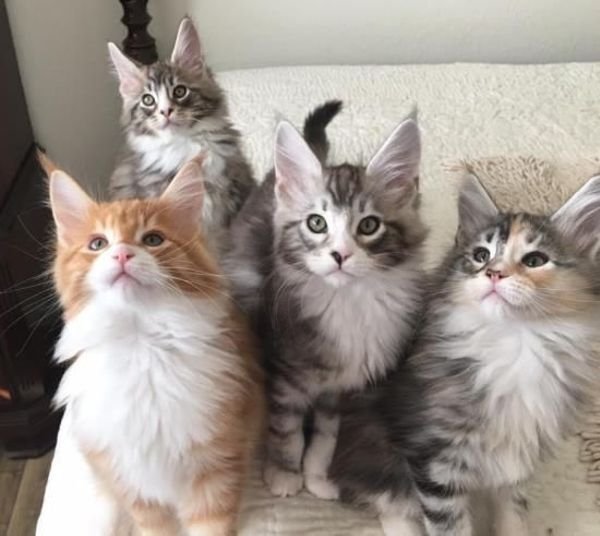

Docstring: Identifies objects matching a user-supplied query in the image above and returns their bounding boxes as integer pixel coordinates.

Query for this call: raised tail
[303,100,343,164]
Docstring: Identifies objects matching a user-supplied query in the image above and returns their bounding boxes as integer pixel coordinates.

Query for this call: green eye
[473,246,490,263]
[307,214,327,233]
[358,216,381,236]
[522,251,549,268]
[88,236,108,251]
[142,232,164,247]
[141,93,155,106]
[173,85,188,99]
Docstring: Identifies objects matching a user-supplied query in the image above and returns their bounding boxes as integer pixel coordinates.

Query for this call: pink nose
[331,250,352,267]
[112,247,135,266]
[486,269,507,283]
[160,108,173,118]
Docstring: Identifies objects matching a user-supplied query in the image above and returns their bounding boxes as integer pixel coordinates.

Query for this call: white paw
[304,474,340,500]
[263,464,304,497]
[380,514,423,536]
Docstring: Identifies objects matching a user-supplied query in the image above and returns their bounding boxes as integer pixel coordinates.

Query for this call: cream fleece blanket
[37,63,600,535]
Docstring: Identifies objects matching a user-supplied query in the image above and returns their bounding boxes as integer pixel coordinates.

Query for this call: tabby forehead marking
[326,165,363,207]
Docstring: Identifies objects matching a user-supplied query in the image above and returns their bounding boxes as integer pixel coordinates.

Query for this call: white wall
[5,0,124,191]
[6,0,600,189]
[155,0,600,69]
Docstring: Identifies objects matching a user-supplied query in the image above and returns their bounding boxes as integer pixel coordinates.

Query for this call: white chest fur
[54,295,238,504]
[443,308,596,484]
[129,125,228,184]
[300,265,422,391]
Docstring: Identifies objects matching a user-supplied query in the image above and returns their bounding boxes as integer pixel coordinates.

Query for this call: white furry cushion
[38,63,600,536]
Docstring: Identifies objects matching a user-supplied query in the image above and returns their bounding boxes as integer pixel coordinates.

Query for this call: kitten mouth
[325,268,354,282]
[111,271,138,286]
[482,288,508,304]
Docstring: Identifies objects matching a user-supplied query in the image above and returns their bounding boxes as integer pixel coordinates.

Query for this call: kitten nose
[160,108,173,118]
[112,247,135,266]
[331,251,351,267]
[486,268,507,282]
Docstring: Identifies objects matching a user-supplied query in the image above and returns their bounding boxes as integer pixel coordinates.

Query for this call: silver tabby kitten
[330,175,600,536]
[230,101,427,500]
[107,17,254,234]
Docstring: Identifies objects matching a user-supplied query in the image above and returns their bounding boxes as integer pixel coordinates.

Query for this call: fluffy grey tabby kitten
[107,17,254,233]
[330,174,600,536]
[229,101,427,500]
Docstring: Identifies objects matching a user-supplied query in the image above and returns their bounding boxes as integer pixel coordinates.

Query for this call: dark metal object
[118,0,158,65]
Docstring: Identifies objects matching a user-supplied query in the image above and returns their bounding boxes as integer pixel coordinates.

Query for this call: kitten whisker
[0,288,56,321]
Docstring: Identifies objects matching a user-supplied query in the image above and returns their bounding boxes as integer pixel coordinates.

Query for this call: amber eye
[172,85,188,99]
[307,214,327,233]
[141,93,155,106]
[522,251,549,268]
[88,236,108,251]
[358,216,381,236]
[473,246,490,263]
[142,232,164,247]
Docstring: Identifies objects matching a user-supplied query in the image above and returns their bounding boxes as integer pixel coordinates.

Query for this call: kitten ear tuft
[161,155,205,225]
[49,170,94,245]
[274,121,323,209]
[366,117,421,206]
[457,174,499,239]
[107,42,145,98]
[171,17,204,74]
[551,175,600,259]
[37,149,58,178]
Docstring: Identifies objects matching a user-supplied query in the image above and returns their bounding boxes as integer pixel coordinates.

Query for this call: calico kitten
[49,158,263,536]
[230,101,427,499]
[330,175,600,536]
[108,17,254,237]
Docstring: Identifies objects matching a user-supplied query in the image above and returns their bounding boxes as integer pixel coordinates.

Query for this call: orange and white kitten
[49,158,263,536]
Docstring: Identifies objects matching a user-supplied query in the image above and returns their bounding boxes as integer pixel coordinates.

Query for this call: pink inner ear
[171,19,204,73]
[120,78,143,97]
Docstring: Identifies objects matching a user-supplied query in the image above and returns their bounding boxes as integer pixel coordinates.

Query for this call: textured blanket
[37,63,600,536]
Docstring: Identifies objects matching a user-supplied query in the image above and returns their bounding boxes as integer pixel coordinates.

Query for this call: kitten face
[278,165,422,288]
[108,18,223,138]
[50,158,216,315]
[451,174,600,320]
[61,203,202,301]
[273,117,425,288]
[451,214,590,318]
[124,63,223,137]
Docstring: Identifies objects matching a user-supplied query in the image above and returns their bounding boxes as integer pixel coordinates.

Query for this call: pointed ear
[551,175,600,259]
[274,121,323,209]
[171,17,204,74]
[49,170,95,245]
[457,174,499,239]
[161,155,205,226]
[108,42,145,98]
[37,149,58,178]
[366,118,421,206]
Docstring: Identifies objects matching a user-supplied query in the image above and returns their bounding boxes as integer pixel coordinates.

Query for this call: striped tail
[303,100,343,164]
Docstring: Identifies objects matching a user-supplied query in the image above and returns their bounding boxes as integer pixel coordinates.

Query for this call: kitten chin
[48,161,264,535]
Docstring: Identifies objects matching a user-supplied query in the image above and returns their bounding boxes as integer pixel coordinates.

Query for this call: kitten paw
[304,474,340,500]
[380,514,423,536]
[263,465,303,497]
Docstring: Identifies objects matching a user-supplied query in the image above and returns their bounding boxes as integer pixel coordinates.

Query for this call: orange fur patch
[59,189,265,536]
[53,197,221,319]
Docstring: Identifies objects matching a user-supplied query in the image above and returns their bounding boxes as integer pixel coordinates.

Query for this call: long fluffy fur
[331,189,600,536]
[108,17,255,241]
[227,102,427,500]
[50,167,263,535]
